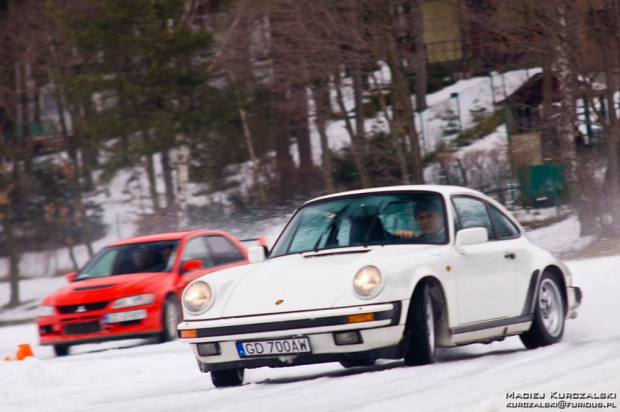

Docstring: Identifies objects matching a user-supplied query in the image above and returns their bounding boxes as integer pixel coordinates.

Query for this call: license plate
[236,337,312,358]
[104,309,147,323]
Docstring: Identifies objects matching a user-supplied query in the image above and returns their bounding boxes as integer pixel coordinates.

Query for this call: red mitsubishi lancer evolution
[36,230,263,356]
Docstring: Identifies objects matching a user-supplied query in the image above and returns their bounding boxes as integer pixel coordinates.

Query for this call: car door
[175,235,247,296]
[452,196,519,325]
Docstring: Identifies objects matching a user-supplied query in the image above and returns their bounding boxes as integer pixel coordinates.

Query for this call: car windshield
[75,240,180,280]
[270,192,447,257]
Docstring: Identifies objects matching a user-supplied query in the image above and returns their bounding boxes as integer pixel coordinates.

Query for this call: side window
[488,205,520,239]
[205,236,245,266]
[452,197,496,240]
[182,237,215,268]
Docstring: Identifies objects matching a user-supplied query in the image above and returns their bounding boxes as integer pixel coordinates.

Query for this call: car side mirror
[182,259,203,274]
[248,245,267,264]
[454,227,488,254]
[65,272,78,283]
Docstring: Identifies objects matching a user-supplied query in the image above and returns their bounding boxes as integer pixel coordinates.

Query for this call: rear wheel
[520,272,565,349]
[211,368,244,388]
[158,296,181,343]
[404,284,436,366]
[53,344,70,357]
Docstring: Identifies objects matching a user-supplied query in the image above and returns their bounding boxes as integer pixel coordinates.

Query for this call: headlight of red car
[111,293,156,309]
[36,305,55,318]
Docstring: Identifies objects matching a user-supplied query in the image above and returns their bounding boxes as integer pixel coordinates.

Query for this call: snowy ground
[1,253,619,412]
[1,216,619,412]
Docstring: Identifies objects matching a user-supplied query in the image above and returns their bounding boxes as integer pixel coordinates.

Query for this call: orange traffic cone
[16,344,34,360]
[3,344,34,361]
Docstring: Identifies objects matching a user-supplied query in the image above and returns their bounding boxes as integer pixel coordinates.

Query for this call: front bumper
[37,305,162,346]
[178,301,406,371]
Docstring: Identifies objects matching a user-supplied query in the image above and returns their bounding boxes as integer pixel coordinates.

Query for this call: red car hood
[42,272,171,306]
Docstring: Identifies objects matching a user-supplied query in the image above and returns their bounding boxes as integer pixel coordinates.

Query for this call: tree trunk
[55,85,94,257]
[603,58,620,235]
[161,146,179,229]
[1,200,20,308]
[369,72,409,182]
[310,83,335,194]
[292,85,314,178]
[142,133,161,213]
[352,61,367,154]
[67,244,79,272]
[175,137,190,228]
[334,71,371,188]
[410,0,428,112]
[274,92,297,201]
[554,0,593,236]
[228,71,269,207]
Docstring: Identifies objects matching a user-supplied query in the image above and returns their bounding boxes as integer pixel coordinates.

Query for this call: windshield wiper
[313,204,350,252]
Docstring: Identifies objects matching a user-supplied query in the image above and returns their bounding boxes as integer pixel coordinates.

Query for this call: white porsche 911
[178,185,582,387]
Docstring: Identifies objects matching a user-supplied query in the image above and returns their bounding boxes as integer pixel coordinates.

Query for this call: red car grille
[58,301,109,314]
[64,321,102,336]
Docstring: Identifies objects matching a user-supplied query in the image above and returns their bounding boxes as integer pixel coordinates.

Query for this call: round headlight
[183,281,213,315]
[353,266,383,299]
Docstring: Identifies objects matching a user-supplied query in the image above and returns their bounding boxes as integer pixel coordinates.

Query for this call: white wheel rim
[425,291,435,354]
[538,278,563,337]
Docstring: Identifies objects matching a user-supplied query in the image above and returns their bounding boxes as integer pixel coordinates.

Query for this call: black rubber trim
[198,341,407,372]
[180,302,401,339]
[571,286,582,305]
[450,315,534,335]
[521,269,541,316]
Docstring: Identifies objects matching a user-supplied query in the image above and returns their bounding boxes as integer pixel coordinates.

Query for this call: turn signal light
[347,313,375,323]
[180,329,198,338]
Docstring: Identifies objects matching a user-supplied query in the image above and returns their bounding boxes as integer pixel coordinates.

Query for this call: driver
[131,246,157,272]
[395,198,446,243]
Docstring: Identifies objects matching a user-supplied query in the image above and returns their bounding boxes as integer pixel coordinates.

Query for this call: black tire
[53,345,70,357]
[520,272,565,349]
[339,359,376,369]
[403,284,436,366]
[157,295,181,343]
[211,368,244,388]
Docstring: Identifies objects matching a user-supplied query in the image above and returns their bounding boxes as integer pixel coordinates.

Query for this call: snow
[1,248,619,412]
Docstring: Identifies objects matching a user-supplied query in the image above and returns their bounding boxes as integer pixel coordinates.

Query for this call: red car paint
[37,230,264,355]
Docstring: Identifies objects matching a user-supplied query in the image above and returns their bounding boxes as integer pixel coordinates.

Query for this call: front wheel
[158,296,181,343]
[403,284,436,366]
[520,272,565,349]
[53,344,70,357]
[211,368,244,388]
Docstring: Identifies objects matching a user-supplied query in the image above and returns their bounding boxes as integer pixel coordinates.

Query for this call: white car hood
[220,245,431,317]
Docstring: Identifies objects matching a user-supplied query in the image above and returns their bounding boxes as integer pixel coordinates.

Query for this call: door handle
[504,252,516,259]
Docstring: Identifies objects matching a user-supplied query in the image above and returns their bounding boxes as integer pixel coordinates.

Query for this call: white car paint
[178,185,581,384]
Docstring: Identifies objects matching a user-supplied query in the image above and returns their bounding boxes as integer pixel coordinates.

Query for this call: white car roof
[304,185,482,206]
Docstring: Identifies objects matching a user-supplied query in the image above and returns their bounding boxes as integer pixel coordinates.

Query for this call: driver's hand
[394,229,414,238]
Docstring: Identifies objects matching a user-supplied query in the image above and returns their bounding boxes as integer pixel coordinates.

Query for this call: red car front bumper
[37,304,163,346]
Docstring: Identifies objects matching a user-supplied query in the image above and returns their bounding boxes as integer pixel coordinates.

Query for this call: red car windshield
[75,240,180,281]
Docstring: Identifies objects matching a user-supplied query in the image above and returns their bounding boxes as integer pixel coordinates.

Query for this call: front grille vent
[64,321,101,336]
[58,301,109,314]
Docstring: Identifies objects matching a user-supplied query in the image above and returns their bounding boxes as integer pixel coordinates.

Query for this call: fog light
[196,342,220,356]
[334,331,362,345]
